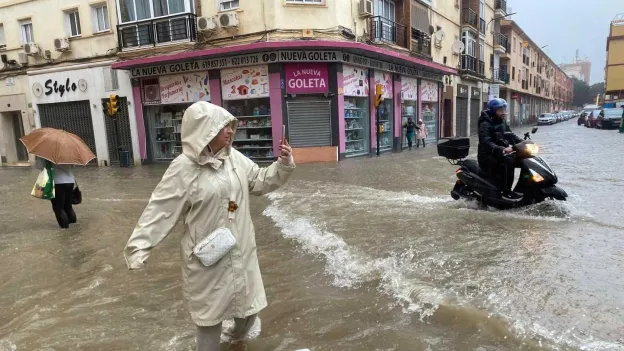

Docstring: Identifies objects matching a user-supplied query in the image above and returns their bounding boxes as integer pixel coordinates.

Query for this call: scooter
[437,127,567,209]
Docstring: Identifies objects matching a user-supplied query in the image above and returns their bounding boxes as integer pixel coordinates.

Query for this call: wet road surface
[0,120,623,351]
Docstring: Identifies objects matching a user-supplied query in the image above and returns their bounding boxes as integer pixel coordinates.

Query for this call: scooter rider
[478,98,523,198]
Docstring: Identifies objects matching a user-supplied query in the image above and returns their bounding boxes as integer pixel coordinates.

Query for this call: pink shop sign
[285,63,329,94]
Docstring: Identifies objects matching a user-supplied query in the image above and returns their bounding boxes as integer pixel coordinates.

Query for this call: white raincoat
[124,102,295,326]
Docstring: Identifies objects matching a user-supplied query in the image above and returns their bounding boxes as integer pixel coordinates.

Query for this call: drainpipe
[620,107,624,133]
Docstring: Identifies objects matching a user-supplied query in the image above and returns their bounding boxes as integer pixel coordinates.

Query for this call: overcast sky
[508,0,622,84]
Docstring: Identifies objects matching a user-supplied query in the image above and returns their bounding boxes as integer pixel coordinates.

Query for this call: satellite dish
[435,29,446,42]
[451,41,465,54]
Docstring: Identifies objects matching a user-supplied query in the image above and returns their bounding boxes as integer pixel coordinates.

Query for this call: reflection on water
[0,122,623,351]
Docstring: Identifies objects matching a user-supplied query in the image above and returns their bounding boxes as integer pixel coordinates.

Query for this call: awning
[411,1,431,34]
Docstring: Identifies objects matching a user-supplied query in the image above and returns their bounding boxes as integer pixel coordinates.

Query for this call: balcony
[370,16,408,49]
[495,0,507,17]
[411,29,432,58]
[480,18,486,35]
[492,68,508,84]
[494,34,508,54]
[117,13,197,50]
[462,8,478,30]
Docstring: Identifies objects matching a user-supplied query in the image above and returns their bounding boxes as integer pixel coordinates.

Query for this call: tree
[572,78,591,107]
[589,82,605,101]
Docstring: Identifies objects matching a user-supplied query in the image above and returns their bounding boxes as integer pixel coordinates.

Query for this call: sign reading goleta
[129,50,443,81]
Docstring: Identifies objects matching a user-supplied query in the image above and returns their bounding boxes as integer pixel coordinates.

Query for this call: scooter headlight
[530,169,544,183]
[526,143,539,156]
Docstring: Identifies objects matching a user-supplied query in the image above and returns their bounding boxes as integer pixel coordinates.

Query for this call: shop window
[19,19,34,44]
[0,24,5,49]
[146,105,185,161]
[226,98,274,161]
[219,0,239,11]
[65,9,82,37]
[343,65,370,157]
[92,4,111,32]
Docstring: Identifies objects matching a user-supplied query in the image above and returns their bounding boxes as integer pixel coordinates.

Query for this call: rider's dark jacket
[477,110,522,164]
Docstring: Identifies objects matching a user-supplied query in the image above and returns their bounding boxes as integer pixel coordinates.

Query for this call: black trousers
[479,157,514,191]
[51,183,76,228]
[417,139,426,147]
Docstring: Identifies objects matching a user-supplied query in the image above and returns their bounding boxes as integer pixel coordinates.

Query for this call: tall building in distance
[560,50,591,85]
[605,14,624,105]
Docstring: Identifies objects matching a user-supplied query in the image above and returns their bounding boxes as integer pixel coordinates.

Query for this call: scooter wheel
[451,190,461,200]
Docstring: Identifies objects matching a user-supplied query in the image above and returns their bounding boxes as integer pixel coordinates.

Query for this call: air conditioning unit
[359,0,373,17]
[218,13,239,29]
[143,83,161,104]
[54,38,70,51]
[197,16,217,32]
[18,52,29,64]
[24,43,40,56]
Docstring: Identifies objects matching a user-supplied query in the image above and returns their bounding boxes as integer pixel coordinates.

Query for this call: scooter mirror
[531,127,538,134]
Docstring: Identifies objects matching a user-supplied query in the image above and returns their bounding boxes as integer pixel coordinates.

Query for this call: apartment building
[605,14,624,106]
[497,19,572,126]
[0,0,141,167]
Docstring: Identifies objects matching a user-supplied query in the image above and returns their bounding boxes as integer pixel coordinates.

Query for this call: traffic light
[103,100,110,116]
[374,84,384,108]
[108,94,119,116]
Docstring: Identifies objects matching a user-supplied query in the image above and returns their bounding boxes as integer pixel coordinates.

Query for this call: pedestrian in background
[123,102,295,351]
[416,119,428,148]
[403,117,418,150]
[35,156,76,229]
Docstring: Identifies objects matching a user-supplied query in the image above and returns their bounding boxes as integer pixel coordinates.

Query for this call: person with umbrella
[21,128,95,229]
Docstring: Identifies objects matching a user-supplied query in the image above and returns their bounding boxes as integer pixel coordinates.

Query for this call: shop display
[225,97,274,161]
[147,105,187,161]
[401,76,419,149]
[420,80,439,144]
[374,71,394,152]
[343,65,371,157]
[344,98,369,156]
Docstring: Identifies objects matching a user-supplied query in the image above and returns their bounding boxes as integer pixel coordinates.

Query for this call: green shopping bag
[31,162,55,200]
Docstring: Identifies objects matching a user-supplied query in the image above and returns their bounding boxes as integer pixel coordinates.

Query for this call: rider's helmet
[487,98,508,115]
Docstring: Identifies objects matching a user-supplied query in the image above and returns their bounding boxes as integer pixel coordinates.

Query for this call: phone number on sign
[201,56,260,69]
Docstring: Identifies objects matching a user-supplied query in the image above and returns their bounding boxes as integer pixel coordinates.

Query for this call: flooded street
[1,120,623,351]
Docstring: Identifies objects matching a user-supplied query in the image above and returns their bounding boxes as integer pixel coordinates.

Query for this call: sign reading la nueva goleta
[129,50,443,82]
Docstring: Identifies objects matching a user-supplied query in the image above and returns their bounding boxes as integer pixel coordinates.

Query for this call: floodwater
[1,120,623,351]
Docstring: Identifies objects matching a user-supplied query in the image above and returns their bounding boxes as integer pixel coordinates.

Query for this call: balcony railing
[411,29,432,57]
[117,13,197,50]
[492,68,508,82]
[480,18,486,35]
[462,8,478,28]
[370,16,408,49]
[461,54,477,73]
[495,33,509,48]
[496,0,507,13]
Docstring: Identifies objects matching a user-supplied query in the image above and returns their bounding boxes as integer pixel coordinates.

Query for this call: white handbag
[193,227,236,266]
[191,160,241,267]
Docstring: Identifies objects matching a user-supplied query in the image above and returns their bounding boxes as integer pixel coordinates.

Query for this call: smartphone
[282,125,286,142]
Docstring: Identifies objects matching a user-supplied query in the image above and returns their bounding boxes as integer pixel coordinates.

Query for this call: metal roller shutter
[38,100,98,164]
[287,99,332,147]
[470,98,481,136]
[104,97,135,165]
[456,98,468,137]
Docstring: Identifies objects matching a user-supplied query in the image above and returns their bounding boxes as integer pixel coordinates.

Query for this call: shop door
[103,97,134,165]
[286,98,332,147]
[455,97,468,137]
[470,97,481,136]
[11,113,28,161]
[443,99,453,137]
[38,101,98,164]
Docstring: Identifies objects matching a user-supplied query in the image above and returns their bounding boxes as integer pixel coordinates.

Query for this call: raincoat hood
[181,101,237,166]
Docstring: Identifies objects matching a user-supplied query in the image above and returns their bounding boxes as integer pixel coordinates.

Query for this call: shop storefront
[469,87,481,136]
[28,63,139,166]
[400,76,418,148]
[420,80,440,144]
[114,44,455,163]
[374,71,394,153]
[220,65,275,162]
[141,71,211,161]
[343,65,370,157]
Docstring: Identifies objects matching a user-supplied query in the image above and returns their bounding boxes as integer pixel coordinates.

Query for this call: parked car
[555,113,562,123]
[538,113,557,125]
[578,110,588,125]
[596,108,623,129]
[585,110,601,128]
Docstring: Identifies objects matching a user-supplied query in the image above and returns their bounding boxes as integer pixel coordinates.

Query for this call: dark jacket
[403,121,419,134]
[477,110,522,162]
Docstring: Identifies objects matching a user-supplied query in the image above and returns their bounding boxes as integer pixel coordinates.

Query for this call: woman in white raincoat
[123,101,295,350]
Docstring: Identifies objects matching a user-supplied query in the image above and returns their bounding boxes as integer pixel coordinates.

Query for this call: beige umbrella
[20,128,96,165]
